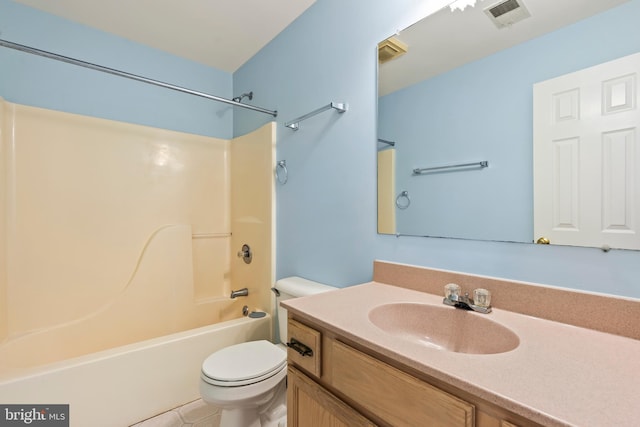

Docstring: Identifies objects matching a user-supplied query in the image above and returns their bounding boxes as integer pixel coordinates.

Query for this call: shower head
[232,91,253,103]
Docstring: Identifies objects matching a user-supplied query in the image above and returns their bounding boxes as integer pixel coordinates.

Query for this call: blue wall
[234,0,452,287]
[236,0,640,298]
[379,0,640,244]
[0,0,233,139]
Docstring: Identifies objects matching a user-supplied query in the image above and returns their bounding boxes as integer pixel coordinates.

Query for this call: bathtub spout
[230,288,249,299]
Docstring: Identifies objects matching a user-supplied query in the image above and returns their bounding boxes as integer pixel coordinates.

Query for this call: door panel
[534,52,640,250]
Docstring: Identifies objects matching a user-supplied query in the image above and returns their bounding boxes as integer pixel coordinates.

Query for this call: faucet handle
[473,288,491,308]
[444,283,461,299]
[237,244,252,264]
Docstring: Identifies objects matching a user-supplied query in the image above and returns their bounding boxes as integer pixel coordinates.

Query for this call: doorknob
[536,237,550,244]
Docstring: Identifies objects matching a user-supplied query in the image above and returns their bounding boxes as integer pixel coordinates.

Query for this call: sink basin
[368,303,520,354]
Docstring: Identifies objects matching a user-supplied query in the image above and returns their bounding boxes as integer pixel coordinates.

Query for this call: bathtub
[0,315,271,427]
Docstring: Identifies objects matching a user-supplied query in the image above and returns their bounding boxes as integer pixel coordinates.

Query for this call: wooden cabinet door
[288,366,376,427]
[331,341,474,427]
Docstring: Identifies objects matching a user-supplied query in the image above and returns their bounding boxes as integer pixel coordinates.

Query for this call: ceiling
[12,0,628,84]
[13,0,316,73]
[379,0,629,96]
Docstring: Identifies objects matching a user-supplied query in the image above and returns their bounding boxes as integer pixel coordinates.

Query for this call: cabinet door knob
[536,237,550,244]
[286,338,314,357]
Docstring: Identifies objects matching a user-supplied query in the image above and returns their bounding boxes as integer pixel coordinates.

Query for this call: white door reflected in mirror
[533,52,640,250]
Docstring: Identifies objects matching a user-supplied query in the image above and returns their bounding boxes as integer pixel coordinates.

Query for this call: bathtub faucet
[230,288,249,299]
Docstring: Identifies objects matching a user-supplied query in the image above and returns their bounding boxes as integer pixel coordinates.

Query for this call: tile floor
[130,399,221,427]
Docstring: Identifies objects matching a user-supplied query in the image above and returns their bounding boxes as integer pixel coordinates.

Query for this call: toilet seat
[201,340,287,387]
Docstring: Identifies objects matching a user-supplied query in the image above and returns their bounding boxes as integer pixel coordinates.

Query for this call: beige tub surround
[0,98,276,374]
[0,100,8,343]
[377,148,396,234]
[282,264,640,426]
[230,123,276,324]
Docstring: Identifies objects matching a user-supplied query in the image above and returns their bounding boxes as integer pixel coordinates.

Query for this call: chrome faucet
[443,284,492,314]
[230,288,249,299]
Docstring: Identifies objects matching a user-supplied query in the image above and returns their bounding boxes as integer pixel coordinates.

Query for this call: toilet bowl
[199,276,337,427]
[200,340,288,427]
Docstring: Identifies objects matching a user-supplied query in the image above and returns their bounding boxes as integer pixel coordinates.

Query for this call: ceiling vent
[378,37,408,64]
[484,0,531,29]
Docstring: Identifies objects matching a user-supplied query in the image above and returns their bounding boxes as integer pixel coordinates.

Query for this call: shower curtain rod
[0,39,278,117]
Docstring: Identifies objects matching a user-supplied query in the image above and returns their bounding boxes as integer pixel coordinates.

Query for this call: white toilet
[199,276,336,427]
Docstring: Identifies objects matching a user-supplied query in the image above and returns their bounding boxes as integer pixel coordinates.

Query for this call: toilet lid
[201,340,286,386]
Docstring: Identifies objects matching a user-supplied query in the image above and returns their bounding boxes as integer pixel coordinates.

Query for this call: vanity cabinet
[288,366,376,427]
[287,317,539,427]
[331,340,473,426]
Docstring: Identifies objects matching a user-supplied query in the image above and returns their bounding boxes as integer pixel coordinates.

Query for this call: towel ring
[275,160,288,185]
[396,190,410,209]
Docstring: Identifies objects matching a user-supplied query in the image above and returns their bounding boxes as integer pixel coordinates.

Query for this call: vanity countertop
[282,282,640,427]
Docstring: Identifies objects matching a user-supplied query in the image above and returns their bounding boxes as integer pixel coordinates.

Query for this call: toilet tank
[274,276,337,344]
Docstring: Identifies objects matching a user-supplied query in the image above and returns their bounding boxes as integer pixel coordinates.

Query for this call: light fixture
[378,37,408,64]
[449,0,478,12]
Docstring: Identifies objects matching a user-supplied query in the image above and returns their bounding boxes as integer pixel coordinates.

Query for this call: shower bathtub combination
[0,98,276,426]
[0,317,271,426]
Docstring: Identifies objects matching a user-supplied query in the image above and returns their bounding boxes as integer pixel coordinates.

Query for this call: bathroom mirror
[377,0,636,245]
